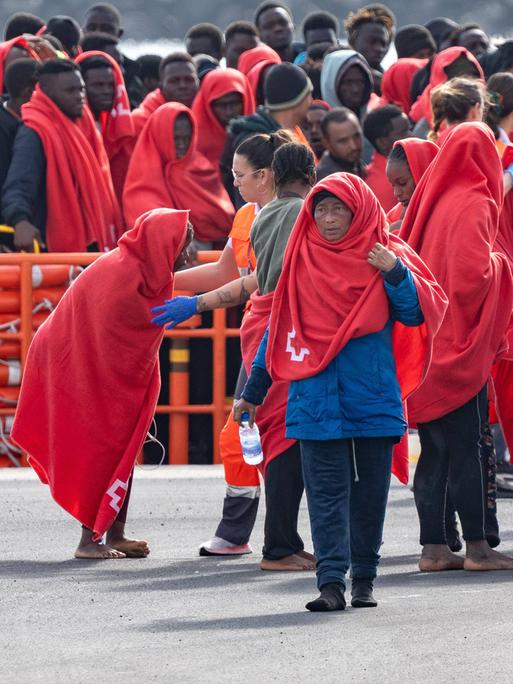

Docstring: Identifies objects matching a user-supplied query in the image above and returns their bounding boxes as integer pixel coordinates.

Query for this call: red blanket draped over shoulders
[192,68,255,167]
[267,173,447,386]
[399,122,513,424]
[75,50,135,206]
[21,85,123,251]
[12,209,188,538]
[123,102,234,240]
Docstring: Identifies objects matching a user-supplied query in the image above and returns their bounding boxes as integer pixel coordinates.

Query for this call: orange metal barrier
[0,251,240,465]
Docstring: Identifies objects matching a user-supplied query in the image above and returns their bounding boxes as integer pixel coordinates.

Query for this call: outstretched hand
[151,295,198,329]
[368,242,397,272]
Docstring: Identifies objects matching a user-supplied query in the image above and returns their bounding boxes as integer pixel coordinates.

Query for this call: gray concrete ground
[1,465,513,683]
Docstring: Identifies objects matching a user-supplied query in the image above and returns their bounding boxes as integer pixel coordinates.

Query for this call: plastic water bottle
[239,412,263,465]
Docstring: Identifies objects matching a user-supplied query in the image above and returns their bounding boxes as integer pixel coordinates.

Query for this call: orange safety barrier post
[0,251,240,466]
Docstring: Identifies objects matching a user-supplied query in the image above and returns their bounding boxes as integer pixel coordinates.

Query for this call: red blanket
[240,291,295,473]
[132,88,166,136]
[192,68,255,167]
[123,102,234,240]
[0,37,39,93]
[490,143,513,458]
[267,173,447,385]
[387,138,439,223]
[379,58,427,114]
[75,50,135,206]
[365,151,396,212]
[238,45,281,100]
[409,47,483,126]
[22,85,123,251]
[400,122,513,424]
[11,209,188,538]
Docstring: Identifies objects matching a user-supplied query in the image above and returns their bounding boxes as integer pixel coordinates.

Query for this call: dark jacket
[316,151,365,181]
[1,125,47,240]
[121,54,144,109]
[244,261,423,441]
[0,100,21,223]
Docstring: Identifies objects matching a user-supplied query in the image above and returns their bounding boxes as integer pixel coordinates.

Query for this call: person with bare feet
[75,477,150,559]
[399,122,513,573]
[233,173,446,611]
[12,209,192,560]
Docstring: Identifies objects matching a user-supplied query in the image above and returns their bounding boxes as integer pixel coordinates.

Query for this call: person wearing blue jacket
[233,174,445,613]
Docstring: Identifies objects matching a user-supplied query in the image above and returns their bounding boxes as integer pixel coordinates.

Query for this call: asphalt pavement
[1,465,513,683]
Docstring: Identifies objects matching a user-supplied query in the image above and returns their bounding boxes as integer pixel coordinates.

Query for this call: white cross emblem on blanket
[286,328,310,362]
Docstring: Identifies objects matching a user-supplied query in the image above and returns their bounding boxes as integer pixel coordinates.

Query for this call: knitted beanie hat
[264,63,312,111]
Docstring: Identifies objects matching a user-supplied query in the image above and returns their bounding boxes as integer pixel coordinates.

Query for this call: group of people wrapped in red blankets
[12,116,513,612]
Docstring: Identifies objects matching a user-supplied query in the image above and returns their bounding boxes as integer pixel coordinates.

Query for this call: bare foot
[260,553,315,571]
[107,537,150,558]
[464,541,513,571]
[74,541,126,559]
[296,550,316,565]
[418,544,464,572]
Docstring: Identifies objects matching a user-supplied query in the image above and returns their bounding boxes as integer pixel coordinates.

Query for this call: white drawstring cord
[352,438,359,482]
[137,419,166,470]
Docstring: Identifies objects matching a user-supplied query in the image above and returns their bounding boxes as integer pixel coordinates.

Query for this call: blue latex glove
[151,296,198,329]
[505,163,513,181]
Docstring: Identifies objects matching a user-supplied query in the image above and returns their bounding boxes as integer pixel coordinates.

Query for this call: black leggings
[262,443,304,560]
[414,386,487,545]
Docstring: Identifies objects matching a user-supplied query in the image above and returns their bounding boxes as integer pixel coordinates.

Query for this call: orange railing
[0,251,240,465]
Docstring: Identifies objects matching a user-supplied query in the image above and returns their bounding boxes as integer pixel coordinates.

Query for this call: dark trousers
[262,442,305,560]
[300,437,393,590]
[414,386,487,545]
[444,417,499,544]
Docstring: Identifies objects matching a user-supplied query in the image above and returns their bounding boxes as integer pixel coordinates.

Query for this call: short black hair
[254,1,293,28]
[225,21,258,43]
[159,52,195,78]
[136,54,162,81]
[185,23,224,52]
[449,23,484,47]
[79,55,112,77]
[80,31,119,52]
[46,16,82,52]
[320,107,359,137]
[363,104,403,148]
[4,58,38,97]
[85,3,122,24]
[272,142,316,187]
[302,11,339,41]
[4,12,45,40]
[39,59,80,76]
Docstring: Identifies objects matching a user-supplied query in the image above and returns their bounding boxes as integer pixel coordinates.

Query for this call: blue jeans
[300,437,394,590]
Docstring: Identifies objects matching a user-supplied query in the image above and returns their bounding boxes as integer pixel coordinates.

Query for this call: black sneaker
[351,578,378,608]
[305,583,346,612]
